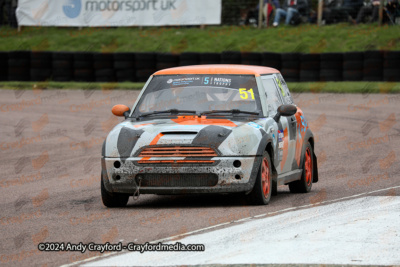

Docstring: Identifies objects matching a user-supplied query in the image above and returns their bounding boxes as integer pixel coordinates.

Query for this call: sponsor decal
[247,122,261,129]
[63,0,82,18]
[213,77,231,86]
[168,77,200,86]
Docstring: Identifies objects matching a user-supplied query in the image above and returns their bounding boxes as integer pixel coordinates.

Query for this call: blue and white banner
[17,0,221,27]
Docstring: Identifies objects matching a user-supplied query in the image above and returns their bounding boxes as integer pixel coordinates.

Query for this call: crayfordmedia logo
[63,0,82,18]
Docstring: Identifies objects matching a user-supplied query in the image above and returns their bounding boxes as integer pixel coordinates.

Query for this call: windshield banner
[17,0,221,27]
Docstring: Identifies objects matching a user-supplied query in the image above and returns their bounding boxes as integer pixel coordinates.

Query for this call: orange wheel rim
[305,148,312,186]
[261,158,270,197]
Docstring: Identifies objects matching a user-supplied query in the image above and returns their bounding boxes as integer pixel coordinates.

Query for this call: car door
[260,75,296,175]
[274,74,298,162]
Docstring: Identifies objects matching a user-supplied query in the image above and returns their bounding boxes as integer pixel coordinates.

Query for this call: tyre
[136,61,156,69]
[343,52,363,61]
[114,61,135,70]
[320,52,342,61]
[156,62,179,70]
[31,60,52,68]
[221,51,241,64]
[200,53,221,64]
[0,67,7,81]
[95,69,116,82]
[94,60,113,69]
[343,70,363,81]
[53,52,74,61]
[282,61,300,69]
[53,60,73,69]
[262,52,281,61]
[101,175,129,208]
[289,142,313,193]
[384,51,400,60]
[136,69,156,82]
[8,75,30,81]
[300,54,320,62]
[262,60,281,69]
[363,76,383,81]
[31,51,52,61]
[281,68,299,81]
[179,60,199,66]
[300,70,319,82]
[114,52,135,61]
[30,69,52,81]
[8,59,30,67]
[116,69,136,82]
[320,69,342,81]
[343,61,364,70]
[320,60,342,69]
[363,63,383,77]
[300,61,320,71]
[364,50,383,60]
[383,60,398,69]
[74,61,93,69]
[157,53,179,63]
[383,69,400,81]
[53,76,73,82]
[241,52,262,65]
[93,53,113,61]
[8,51,30,59]
[73,52,93,61]
[53,69,73,76]
[246,151,272,205]
[0,52,9,62]
[180,52,199,61]
[74,69,94,81]
[242,59,262,65]
[135,52,156,68]
[281,53,300,61]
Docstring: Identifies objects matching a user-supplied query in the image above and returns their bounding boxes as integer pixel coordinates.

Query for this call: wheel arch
[265,141,278,195]
[265,142,278,180]
[302,132,319,183]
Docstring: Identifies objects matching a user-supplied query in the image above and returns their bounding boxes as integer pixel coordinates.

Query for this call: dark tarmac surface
[0,89,399,267]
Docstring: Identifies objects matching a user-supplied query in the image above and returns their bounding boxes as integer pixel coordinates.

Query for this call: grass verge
[0,24,399,53]
[0,81,399,93]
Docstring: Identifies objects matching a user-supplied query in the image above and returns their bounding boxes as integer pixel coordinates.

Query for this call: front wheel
[246,151,272,205]
[289,142,313,193]
[101,175,130,208]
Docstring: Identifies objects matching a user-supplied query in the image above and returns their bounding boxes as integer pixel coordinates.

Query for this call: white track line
[60,184,400,267]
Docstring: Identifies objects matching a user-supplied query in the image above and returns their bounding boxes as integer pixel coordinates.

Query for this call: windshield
[132,74,262,117]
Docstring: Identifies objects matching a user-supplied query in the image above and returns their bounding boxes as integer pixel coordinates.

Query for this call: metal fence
[221,0,399,26]
[1,51,399,82]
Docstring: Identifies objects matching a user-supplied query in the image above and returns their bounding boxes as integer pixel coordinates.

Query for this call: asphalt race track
[0,89,399,266]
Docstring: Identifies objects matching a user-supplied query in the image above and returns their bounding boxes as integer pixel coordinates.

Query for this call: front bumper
[101,156,261,194]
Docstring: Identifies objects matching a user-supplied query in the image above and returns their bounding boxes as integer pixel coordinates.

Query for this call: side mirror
[112,104,131,119]
[273,104,297,122]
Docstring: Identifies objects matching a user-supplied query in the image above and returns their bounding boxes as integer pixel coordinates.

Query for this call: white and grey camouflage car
[101,65,318,207]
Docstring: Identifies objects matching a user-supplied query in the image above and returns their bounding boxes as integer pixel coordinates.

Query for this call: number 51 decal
[239,88,255,99]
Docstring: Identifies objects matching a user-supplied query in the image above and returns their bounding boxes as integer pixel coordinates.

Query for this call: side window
[261,77,283,114]
[276,74,294,104]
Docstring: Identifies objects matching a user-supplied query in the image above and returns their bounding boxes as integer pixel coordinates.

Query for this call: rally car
[101,65,318,207]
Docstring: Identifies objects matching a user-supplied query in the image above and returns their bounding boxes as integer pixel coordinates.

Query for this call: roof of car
[153,65,280,77]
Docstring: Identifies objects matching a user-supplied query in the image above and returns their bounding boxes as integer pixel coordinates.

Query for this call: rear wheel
[289,142,313,193]
[246,151,272,205]
[101,175,130,208]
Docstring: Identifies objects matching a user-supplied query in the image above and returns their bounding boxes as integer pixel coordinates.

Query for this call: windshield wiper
[137,109,197,118]
[201,109,260,116]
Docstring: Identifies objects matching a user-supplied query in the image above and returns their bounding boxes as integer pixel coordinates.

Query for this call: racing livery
[101,65,318,207]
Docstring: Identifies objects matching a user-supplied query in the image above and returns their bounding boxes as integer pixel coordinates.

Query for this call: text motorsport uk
[85,0,177,12]
[38,242,205,253]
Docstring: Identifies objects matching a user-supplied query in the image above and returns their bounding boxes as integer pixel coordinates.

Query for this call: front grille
[138,146,218,157]
[138,174,218,187]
